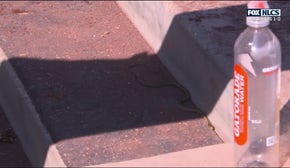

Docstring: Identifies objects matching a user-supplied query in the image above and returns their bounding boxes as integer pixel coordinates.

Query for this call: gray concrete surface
[117,1,290,144]
[117,1,244,142]
[0,1,288,167]
[94,143,235,167]
[0,48,65,167]
[0,1,222,167]
[90,137,290,167]
[0,107,31,167]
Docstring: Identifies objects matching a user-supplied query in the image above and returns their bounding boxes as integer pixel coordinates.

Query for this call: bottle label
[234,64,248,145]
[262,64,280,76]
[266,136,276,147]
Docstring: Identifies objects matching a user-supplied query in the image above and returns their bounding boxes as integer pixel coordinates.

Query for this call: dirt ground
[0,1,222,166]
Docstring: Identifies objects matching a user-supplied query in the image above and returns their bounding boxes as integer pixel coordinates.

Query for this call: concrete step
[0,1,288,167]
[89,124,290,167]
[0,1,222,167]
[94,143,235,167]
[0,108,31,167]
[85,127,290,167]
[93,138,290,167]
[117,0,290,151]
[0,48,66,167]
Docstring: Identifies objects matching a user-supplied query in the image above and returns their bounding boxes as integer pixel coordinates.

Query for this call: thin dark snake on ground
[128,63,215,130]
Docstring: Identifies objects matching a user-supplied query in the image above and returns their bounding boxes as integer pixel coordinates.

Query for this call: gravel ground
[0,1,222,166]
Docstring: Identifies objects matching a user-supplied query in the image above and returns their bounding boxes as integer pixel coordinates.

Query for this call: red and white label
[234,64,248,145]
[262,64,280,76]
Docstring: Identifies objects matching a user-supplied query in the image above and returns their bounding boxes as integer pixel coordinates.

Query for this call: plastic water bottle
[233,1,281,167]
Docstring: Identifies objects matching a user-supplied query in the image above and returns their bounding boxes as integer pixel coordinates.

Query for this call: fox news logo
[247,9,281,17]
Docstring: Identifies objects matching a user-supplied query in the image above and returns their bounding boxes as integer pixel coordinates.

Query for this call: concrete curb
[116,2,290,165]
[116,1,290,144]
[89,140,290,167]
[0,48,66,167]
[0,1,288,166]
[116,1,236,142]
[93,143,235,167]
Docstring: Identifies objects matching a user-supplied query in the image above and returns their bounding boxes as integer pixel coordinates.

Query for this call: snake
[127,63,215,130]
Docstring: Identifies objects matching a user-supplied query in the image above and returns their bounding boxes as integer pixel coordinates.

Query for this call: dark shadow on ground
[0,1,289,167]
[7,52,222,166]
[9,53,205,141]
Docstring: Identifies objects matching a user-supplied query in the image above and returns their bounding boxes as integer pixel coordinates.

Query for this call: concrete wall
[117,1,235,142]
[116,1,290,144]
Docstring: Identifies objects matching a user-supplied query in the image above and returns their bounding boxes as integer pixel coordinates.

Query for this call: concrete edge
[87,143,235,167]
[116,3,290,164]
[116,1,233,142]
[87,140,290,167]
[0,48,66,167]
[116,1,168,52]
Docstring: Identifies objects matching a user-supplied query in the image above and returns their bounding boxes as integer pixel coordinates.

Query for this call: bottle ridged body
[234,26,281,167]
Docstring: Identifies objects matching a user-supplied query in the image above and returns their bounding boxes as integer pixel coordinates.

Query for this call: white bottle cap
[246,1,270,28]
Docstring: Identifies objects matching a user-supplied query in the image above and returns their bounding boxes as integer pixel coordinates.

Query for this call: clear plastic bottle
[233,1,281,167]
